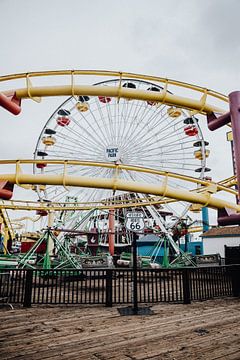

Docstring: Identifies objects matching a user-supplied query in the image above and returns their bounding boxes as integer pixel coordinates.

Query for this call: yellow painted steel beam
[0,69,229,102]
[0,172,239,212]
[13,85,224,114]
[0,208,15,247]
[219,175,237,188]
[0,159,237,195]
[0,199,173,211]
[0,70,229,116]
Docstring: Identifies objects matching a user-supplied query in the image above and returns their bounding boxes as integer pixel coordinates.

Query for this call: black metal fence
[0,265,239,308]
[225,245,240,265]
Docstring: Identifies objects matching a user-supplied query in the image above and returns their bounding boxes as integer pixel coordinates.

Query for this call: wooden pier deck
[0,298,239,360]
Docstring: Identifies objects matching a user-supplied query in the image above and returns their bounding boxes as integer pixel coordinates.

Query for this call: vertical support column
[43,212,55,270]
[229,91,240,202]
[132,232,138,314]
[184,233,190,252]
[108,209,115,256]
[43,229,51,270]
[202,207,209,232]
[231,265,240,297]
[162,236,169,268]
[23,270,33,307]
[4,228,9,255]
[105,269,113,307]
[227,131,239,202]
[182,268,191,304]
[47,211,55,256]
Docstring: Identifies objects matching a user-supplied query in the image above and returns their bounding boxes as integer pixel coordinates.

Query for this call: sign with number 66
[125,212,145,232]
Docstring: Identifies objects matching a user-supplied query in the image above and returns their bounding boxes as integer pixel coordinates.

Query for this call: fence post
[231,265,240,297]
[23,270,33,308]
[182,268,191,304]
[105,269,113,307]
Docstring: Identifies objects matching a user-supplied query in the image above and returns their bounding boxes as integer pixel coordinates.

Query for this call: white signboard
[105,145,121,162]
[125,212,145,232]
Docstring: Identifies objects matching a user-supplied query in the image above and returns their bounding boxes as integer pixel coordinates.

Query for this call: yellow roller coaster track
[0,207,14,240]
[0,160,239,212]
[0,70,229,115]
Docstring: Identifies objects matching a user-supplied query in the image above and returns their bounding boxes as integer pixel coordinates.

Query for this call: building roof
[138,234,160,243]
[201,226,240,238]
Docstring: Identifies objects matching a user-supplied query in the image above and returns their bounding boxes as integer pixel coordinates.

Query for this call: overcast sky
[0,0,239,228]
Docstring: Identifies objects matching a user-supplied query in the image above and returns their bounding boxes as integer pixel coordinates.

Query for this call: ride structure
[0,70,239,268]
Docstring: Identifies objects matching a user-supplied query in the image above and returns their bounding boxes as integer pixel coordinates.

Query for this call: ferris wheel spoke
[129,118,183,152]
[68,115,108,149]
[118,98,144,146]
[120,105,170,151]
[65,165,111,179]
[45,146,102,159]
[120,104,163,151]
[157,145,195,155]
[86,106,111,145]
[120,102,149,145]
[137,159,198,167]
[56,126,104,153]
[55,131,104,154]
[144,137,197,153]
[125,111,184,151]
[58,117,104,150]
[131,151,196,161]
[118,79,146,136]
[94,97,115,142]
[119,100,153,148]
[156,126,187,144]
[153,114,185,134]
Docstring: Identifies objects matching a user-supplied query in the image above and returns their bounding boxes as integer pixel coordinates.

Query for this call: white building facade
[201,226,240,258]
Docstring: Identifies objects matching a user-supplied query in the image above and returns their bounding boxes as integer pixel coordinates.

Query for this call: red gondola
[36,163,47,169]
[98,96,111,103]
[56,116,70,126]
[36,209,48,216]
[184,125,198,136]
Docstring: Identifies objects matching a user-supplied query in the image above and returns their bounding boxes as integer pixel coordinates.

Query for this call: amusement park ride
[0,70,239,270]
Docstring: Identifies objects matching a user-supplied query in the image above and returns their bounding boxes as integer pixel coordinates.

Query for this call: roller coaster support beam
[229,91,240,202]
[207,111,231,131]
[0,92,21,115]
[208,91,240,201]
[208,90,240,225]
[218,206,240,226]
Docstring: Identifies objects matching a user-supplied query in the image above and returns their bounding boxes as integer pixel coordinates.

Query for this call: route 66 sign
[125,212,145,232]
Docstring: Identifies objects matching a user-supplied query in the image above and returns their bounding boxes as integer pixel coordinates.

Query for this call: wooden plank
[0,298,239,360]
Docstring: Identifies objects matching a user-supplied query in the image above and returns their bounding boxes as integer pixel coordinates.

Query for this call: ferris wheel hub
[105,145,121,162]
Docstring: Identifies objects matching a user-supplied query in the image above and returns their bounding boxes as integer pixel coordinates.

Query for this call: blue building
[137,234,203,264]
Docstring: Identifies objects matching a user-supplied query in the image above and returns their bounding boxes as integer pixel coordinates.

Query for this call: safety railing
[0,265,239,308]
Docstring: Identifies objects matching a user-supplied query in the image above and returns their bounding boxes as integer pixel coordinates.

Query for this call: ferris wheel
[34,78,210,211]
